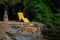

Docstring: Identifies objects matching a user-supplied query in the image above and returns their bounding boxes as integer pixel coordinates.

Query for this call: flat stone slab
[0,21,46,40]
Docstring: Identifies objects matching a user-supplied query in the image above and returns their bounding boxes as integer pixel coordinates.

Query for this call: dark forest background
[0,0,60,26]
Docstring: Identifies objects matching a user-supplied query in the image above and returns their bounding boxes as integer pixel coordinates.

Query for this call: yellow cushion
[22,18,30,22]
[18,12,30,22]
[18,12,24,21]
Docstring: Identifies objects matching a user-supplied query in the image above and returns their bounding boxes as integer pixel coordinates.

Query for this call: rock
[6,28,17,35]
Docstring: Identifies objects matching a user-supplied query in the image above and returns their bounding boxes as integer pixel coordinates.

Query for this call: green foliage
[54,13,60,26]
[0,0,5,4]
[43,0,60,39]
[9,0,22,6]
[23,0,53,26]
[0,0,22,6]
